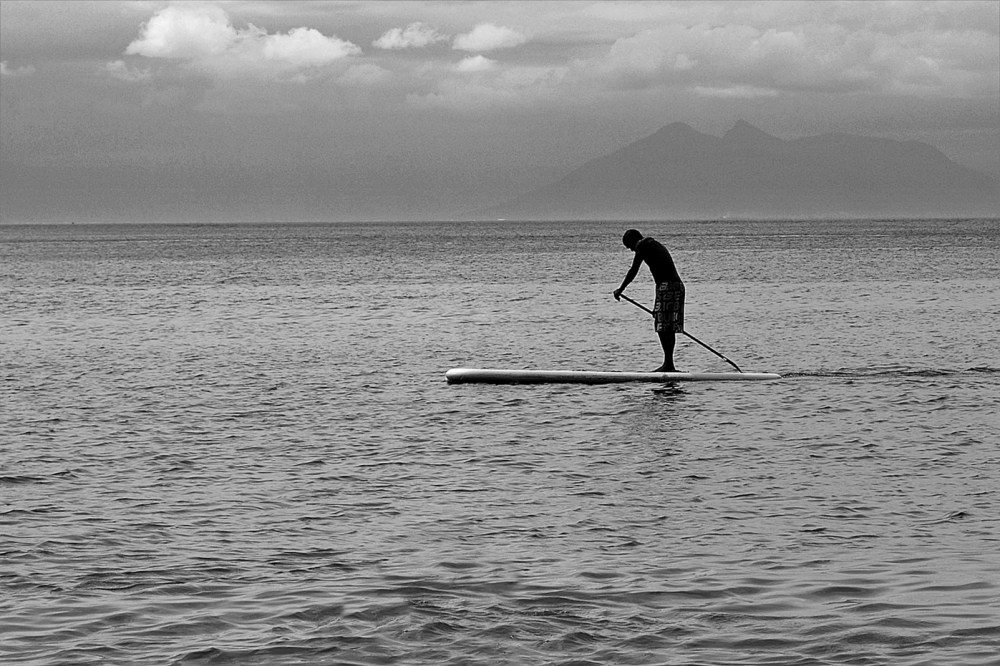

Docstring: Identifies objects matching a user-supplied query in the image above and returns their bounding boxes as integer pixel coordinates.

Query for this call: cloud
[124,3,360,79]
[262,27,360,67]
[105,60,151,82]
[456,55,496,73]
[338,63,393,87]
[692,84,779,99]
[407,64,567,111]
[125,4,236,59]
[593,18,999,98]
[0,61,36,78]
[453,24,527,52]
[373,23,446,50]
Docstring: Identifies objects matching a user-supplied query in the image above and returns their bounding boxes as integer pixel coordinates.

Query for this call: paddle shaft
[617,293,744,373]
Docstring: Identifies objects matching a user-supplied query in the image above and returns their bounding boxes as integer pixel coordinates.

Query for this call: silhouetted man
[613,229,684,372]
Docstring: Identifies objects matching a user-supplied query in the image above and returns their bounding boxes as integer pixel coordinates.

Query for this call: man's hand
[613,288,623,301]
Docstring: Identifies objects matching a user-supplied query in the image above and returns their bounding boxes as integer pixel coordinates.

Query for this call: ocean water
[2,218,998,666]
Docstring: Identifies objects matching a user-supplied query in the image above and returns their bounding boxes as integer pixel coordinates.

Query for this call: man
[613,229,684,372]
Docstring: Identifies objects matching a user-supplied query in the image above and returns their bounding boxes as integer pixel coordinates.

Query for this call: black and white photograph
[2,2,998,664]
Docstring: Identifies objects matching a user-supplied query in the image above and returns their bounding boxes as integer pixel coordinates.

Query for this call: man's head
[622,229,643,250]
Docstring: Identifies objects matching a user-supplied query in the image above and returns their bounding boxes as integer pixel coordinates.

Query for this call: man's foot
[652,364,677,373]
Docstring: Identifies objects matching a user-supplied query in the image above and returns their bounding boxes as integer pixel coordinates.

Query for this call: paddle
[616,292,744,373]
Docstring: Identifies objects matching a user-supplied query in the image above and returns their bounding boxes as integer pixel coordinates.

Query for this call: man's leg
[654,331,676,372]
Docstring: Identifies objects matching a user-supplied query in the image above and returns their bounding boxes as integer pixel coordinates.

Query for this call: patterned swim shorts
[653,282,685,333]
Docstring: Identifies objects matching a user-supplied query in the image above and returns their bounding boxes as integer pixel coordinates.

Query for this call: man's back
[634,237,682,284]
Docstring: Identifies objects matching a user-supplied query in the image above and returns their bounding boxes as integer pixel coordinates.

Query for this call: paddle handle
[617,292,653,314]
[616,292,744,373]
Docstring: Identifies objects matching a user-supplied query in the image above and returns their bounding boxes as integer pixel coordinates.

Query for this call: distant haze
[1,1,998,223]
[481,121,999,220]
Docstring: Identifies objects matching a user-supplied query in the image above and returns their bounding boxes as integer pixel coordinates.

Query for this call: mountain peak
[655,122,703,138]
[481,120,998,220]
[723,120,780,143]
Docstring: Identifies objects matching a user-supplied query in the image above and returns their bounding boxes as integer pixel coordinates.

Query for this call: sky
[1,0,998,223]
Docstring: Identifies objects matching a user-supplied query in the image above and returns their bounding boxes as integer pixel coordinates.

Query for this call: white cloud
[674,54,697,71]
[589,5,1000,99]
[125,4,237,59]
[456,55,496,73]
[407,64,567,111]
[0,61,37,78]
[453,24,527,52]
[339,63,393,87]
[105,60,151,82]
[373,23,446,50]
[262,27,360,67]
[124,4,360,79]
[693,84,779,99]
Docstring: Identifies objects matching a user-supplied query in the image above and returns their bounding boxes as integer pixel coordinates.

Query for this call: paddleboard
[445,368,781,385]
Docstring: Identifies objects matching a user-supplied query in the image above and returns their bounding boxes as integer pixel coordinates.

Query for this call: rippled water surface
[2,219,999,665]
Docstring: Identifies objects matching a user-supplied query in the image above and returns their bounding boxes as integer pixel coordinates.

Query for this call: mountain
[479,121,999,220]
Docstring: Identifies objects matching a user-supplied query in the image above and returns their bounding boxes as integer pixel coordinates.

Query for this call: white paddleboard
[445,368,781,385]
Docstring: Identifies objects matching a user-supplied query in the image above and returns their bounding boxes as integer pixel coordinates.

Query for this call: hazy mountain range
[478,121,998,220]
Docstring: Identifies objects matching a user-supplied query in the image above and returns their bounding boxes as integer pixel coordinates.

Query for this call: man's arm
[613,254,643,301]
